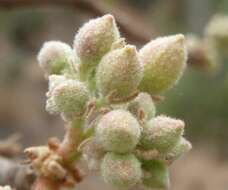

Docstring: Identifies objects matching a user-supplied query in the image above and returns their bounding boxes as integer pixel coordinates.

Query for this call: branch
[24,119,84,190]
[0,0,154,44]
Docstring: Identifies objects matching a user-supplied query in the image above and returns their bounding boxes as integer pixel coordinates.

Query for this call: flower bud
[74,14,120,79]
[64,54,80,79]
[101,153,142,189]
[96,45,143,102]
[205,14,228,52]
[127,92,156,121]
[142,160,169,189]
[37,41,75,76]
[163,137,192,165]
[48,75,67,95]
[139,34,187,94]
[141,116,184,153]
[96,109,141,153]
[52,80,89,120]
[46,97,59,115]
[111,38,126,50]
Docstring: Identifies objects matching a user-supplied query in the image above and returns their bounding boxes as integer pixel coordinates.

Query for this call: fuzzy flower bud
[96,45,143,102]
[101,153,142,189]
[52,80,90,120]
[141,115,184,153]
[37,41,75,76]
[139,34,187,94]
[74,14,120,79]
[96,109,141,153]
[47,75,67,95]
[205,14,228,52]
[111,38,126,50]
[142,160,169,189]
[46,97,58,115]
[127,92,156,121]
[164,137,192,165]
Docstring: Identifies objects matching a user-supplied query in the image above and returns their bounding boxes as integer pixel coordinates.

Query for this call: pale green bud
[96,45,143,102]
[46,96,58,114]
[48,75,67,94]
[141,115,184,153]
[37,41,75,76]
[127,92,156,121]
[163,137,192,165]
[101,152,142,189]
[64,54,80,79]
[52,80,90,120]
[74,14,120,79]
[142,160,169,189]
[45,75,67,114]
[96,109,141,153]
[139,34,187,94]
[111,38,126,50]
[205,14,228,52]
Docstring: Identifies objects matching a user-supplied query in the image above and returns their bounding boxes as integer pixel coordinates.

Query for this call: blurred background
[0,0,228,190]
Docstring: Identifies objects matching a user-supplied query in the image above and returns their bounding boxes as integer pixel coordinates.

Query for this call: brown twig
[0,0,154,44]
[25,119,85,190]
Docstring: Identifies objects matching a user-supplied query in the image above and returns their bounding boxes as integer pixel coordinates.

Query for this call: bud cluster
[35,14,191,189]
